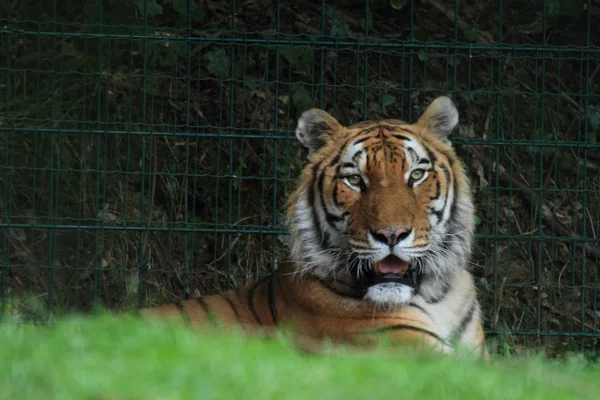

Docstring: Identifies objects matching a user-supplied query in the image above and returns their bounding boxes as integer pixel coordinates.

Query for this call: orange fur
[141,263,448,353]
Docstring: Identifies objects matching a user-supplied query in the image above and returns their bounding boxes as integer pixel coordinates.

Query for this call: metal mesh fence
[1,0,599,356]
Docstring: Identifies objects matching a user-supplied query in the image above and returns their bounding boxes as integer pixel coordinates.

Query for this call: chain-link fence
[1,0,599,356]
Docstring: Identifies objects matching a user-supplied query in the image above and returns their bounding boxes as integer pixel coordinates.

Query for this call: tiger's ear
[417,96,459,140]
[295,108,344,154]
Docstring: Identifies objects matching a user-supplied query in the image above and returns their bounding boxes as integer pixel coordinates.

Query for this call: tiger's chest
[268,269,483,353]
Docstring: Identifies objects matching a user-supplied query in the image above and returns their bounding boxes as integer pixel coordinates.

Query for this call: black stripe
[341,129,376,150]
[426,148,438,164]
[326,214,344,225]
[352,149,363,161]
[275,271,289,307]
[438,164,452,221]
[366,324,444,343]
[425,279,451,304]
[338,124,411,161]
[430,180,441,200]
[196,298,218,325]
[354,126,381,135]
[409,302,433,319]
[333,125,386,164]
[268,275,279,326]
[392,134,412,141]
[308,161,328,250]
[332,184,340,207]
[174,301,191,324]
[371,144,383,153]
[352,151,365,166]
[196,297,210,313]
[328,154,340,166]
[248,279,264,325]
[427,164,450,223]
[449,301,477,344]
[318,171,344,226]
[352,136,371,145]
[341,162,355,169]
[317,168,328,209]
[406,147,419,164]
[418,158,431,165]
[222,294,241,322]
[429,207,443,222]
[447,159,459,224]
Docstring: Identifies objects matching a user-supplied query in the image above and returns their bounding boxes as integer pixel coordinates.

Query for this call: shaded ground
[1,0,600,357]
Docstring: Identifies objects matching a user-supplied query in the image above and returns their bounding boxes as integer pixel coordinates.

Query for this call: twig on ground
[470,146,600,260]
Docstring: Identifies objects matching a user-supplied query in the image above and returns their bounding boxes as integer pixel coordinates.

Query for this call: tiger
[140,96,487,357]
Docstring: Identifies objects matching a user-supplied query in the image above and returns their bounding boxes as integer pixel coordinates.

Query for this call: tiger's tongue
[374,256,409,275]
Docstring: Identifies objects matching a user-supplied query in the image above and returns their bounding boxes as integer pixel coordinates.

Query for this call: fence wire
[1,0,599,356]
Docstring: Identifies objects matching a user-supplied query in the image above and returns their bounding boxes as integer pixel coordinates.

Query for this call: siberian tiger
[140,96,487,357]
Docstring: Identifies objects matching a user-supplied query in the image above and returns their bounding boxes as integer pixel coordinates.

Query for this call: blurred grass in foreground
[0,314,599,400]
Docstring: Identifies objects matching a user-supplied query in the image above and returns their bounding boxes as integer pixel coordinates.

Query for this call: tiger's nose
[371,227,412,247]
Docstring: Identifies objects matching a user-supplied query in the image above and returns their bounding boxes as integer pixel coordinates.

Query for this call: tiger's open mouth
[363,255,421,289]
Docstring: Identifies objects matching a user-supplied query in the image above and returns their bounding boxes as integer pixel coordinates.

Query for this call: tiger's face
[287,96,475,308]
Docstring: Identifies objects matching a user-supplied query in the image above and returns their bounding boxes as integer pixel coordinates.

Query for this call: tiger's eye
[347,174,362,186]
[410,169,425,180]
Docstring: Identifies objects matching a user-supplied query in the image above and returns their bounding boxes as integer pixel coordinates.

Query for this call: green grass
[0,315,599,400]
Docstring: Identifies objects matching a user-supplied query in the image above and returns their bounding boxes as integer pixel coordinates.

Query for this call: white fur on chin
[364,282,415,307]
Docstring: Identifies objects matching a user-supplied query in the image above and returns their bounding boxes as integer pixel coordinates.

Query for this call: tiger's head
[286,96,475,308]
